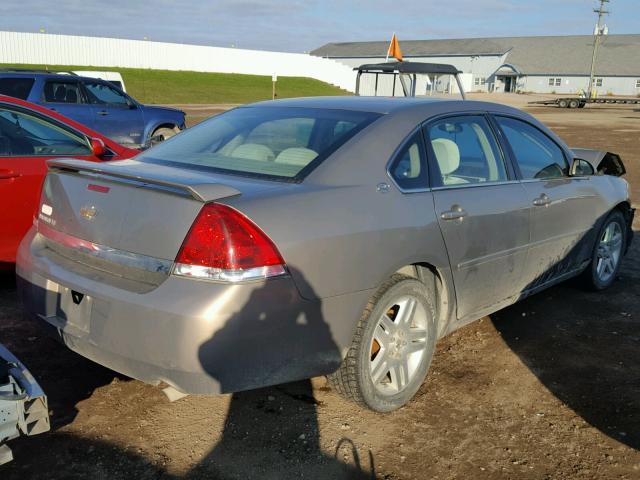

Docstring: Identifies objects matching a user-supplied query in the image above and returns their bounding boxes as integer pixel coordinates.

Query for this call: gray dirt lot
[1,95,639,479]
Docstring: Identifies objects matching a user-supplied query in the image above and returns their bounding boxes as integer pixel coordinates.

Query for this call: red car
[0,95,137,266]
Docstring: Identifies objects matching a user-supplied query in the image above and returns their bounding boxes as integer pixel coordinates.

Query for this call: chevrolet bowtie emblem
[80,205,97,220]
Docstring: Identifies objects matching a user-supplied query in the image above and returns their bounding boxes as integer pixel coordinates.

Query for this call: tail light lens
[173,203,286,282]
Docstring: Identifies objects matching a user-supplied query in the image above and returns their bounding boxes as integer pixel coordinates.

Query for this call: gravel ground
[1,96,639,479]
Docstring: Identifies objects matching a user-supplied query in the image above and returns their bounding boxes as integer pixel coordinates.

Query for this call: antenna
[587,0,610,99]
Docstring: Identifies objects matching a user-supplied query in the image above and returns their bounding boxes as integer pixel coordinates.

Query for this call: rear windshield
[138,107,381,181]
[0,78,35,100]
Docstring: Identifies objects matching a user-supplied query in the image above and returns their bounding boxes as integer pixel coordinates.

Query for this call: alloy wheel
[596,221,623,283]
[369,295,428,396]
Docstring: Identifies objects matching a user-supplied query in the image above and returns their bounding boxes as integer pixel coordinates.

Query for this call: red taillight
[174,203,285,281]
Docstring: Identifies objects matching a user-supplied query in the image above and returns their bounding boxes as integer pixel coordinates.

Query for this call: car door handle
[0,169,21,180]
[97,110,109,116]
[440,205,468,221]
[532,193,551,207]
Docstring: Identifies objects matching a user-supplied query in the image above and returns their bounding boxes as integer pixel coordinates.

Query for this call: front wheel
[582,210,627,290]
[328,274,437,412]
[151,127,178,144]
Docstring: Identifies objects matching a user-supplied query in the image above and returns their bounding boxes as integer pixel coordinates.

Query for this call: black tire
[152,127,177,143]
[328,274,437,412]
[582,210,627,290]
[569,99,580,109]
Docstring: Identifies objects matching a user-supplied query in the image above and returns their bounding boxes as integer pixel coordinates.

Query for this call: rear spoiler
[47,158,241,202]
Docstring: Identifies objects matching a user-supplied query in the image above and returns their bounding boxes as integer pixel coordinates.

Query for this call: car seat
[274,147,318,166]
[65,89,78,103]
[431,138,468,185]
[54,86,67,102]
[231,144,275,162]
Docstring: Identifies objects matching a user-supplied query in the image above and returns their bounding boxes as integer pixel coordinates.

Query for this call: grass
[0,63,348,104]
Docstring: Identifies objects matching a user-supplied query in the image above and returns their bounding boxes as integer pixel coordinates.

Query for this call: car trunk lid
[36,158,275,286]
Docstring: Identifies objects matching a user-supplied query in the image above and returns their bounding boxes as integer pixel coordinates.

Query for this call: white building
[311,35,640,96]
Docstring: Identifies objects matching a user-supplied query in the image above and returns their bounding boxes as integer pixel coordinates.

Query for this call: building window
[636,79,640,88]
[548,77,562,87]
[474,77,487,87]
[555,78,562,87]
[592,78,603,87]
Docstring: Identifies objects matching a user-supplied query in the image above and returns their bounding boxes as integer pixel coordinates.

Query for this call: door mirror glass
[570,158,595,176]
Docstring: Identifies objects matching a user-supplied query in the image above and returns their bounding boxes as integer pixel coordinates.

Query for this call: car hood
[141,104,185,116]
[571,148,626,177]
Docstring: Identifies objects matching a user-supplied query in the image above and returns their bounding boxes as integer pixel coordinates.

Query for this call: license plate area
[54,286,92,334]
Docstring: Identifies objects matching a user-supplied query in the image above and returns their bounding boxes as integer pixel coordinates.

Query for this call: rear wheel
[328,274,437,412]
[582,210,626,290]
[569,99,580,109]
[558,99,569,108]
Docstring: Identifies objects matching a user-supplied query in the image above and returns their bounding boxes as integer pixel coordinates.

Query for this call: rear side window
[388,131,428,190]
[495,116,568,179]
[0,78,35,100]
[43,81,82,104]
[138,107,380,181]
[427,115,507,186]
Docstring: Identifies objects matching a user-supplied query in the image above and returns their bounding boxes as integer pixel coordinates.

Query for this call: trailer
[529,96,640,109]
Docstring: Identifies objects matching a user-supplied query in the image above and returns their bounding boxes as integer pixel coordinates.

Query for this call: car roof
[245,96,524,116]
[0,70,108,82]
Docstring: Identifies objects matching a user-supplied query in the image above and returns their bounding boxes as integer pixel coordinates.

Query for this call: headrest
[431,138,460,175]
[54,86,66,102]
[274,147,318,166]
[231,143,275,162]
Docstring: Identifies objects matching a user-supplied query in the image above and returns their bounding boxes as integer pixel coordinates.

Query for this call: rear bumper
[16,227,366,395]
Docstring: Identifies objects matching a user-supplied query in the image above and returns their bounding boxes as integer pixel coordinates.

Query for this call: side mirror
[570,158,595,177]
[90,137,106,157]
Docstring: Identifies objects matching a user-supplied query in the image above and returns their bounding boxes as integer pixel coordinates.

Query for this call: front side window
[0,78,35,100]
[495,116,568,180]
[388,131,427,190]
[137,107,380,180]
[0,107,91,156]
[427,115,507,187]
[84,81,130,106]
[43,81,82,104]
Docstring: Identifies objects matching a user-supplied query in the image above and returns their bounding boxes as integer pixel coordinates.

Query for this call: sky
[1,0,639,53]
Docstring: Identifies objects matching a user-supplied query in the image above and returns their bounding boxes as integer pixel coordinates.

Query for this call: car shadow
[191,266,374,478]
[490,227,640,450]
[0,268,122,430]
[2,266,375,479]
